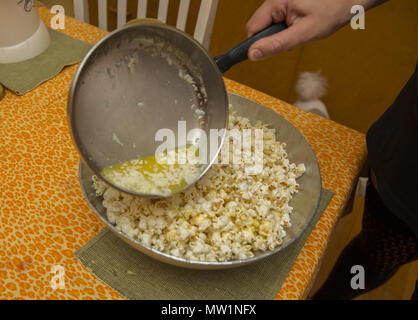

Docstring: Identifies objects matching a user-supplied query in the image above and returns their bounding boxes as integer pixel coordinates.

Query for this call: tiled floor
[309,195,418,300]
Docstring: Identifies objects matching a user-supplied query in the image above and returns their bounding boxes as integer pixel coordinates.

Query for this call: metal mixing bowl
[79,92,322,270]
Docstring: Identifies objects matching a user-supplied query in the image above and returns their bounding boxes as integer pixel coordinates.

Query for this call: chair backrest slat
[176,0,190,31]
[117,0,127,29]
[73,0,89,23]
[194,0,219,49]
[137,0,147,18]
[73,0,219,48]
[98,0,108,30]
[157,0,169,23]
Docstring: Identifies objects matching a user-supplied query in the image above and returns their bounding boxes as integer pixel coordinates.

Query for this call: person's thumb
[248,19,312,61]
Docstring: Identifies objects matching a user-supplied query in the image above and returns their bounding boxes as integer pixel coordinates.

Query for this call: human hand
[246,0,384,61]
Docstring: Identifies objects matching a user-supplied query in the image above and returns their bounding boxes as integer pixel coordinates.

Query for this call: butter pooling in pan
[101,144,202,197]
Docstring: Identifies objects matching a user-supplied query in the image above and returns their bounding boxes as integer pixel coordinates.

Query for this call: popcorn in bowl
[92,106,305,262]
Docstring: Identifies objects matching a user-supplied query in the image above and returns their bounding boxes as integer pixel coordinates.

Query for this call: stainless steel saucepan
[68,20,287,197]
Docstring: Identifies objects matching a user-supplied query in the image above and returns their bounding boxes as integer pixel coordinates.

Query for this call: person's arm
[246,0,388,61]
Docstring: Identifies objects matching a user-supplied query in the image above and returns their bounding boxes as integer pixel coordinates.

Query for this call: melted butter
[101,145,200,196]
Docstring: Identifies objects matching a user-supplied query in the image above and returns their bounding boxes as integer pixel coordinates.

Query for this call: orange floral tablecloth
[0,8,367,300]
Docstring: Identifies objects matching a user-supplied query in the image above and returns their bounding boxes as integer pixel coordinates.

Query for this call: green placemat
[0,28,92,95]
[76,189,333,300]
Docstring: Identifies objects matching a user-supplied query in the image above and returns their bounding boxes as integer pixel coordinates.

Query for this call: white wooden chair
[73,0,219,49]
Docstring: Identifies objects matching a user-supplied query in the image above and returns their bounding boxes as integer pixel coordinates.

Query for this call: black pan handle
[214,22,288,73]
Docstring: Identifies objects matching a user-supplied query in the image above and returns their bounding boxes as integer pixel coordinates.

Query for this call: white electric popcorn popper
[0,0,50,63]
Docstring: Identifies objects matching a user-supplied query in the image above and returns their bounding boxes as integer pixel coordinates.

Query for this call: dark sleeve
[366,60,418,237]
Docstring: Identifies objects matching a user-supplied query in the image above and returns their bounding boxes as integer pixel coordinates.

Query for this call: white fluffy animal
[294,71,330,119]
